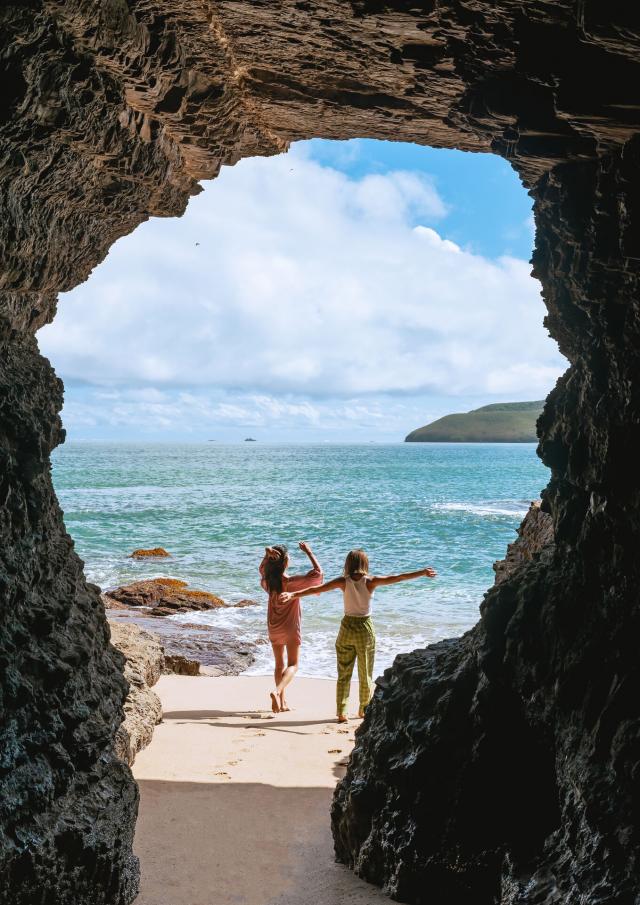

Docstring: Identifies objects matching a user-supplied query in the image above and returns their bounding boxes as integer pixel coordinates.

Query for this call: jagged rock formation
[108,622,164,766]
[493,501,554,585]
[0,336,140,905]
[1,2,639,904]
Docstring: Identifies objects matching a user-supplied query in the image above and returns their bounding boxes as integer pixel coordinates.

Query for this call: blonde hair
[344,549,369,579]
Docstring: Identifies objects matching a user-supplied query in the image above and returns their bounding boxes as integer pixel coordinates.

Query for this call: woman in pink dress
[259,541,323,713]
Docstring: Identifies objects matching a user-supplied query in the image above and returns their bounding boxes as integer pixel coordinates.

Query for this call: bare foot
[270,692,280,713]
[279,694,291,712]
[357,710,365,719]
[337,714,348,723]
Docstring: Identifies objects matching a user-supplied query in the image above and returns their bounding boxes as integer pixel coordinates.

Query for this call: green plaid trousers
[335,615,376,716]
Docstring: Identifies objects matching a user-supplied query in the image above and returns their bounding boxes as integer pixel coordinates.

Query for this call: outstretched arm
[280,576,345,603]
[369,567,436,590]
[298,540,322,572]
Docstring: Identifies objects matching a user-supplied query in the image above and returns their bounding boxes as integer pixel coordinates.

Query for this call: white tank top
[343,575,373,617]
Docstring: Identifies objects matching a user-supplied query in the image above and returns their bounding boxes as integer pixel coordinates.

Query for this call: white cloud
[414,225,461,253]
[39,143,565,416]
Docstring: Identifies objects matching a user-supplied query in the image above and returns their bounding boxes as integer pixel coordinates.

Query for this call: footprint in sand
[328,748,342,754]
[227,760,241,766]
[213,771,230,778]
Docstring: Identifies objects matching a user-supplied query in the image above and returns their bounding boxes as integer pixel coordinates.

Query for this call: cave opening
[37,137,561,685]
[33,136,564,903]
[2,3,639,904]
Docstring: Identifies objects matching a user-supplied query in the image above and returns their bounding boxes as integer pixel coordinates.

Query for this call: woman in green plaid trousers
[279,550,436,722]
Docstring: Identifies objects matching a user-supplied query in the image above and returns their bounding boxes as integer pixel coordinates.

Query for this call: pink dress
[260,564,323,645]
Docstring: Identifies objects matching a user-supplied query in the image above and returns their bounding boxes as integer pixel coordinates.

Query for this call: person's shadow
[162,709,347,736]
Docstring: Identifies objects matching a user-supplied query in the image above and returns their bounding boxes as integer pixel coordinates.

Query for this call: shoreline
[132,674,389,905]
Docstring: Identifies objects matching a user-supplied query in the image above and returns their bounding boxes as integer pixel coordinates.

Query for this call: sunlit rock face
[1,2,639,903]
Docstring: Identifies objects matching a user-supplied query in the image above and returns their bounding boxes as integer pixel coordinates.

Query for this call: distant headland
[405,400,544,443]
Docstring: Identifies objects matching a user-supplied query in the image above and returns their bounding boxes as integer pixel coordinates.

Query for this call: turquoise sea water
[51,442,548,677]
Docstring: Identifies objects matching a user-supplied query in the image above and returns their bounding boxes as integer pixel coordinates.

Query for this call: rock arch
[1,3,638,903]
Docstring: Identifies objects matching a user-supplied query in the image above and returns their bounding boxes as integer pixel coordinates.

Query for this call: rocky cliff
[108,622,164,767]
[493,501,554,585]
[1,2,639,904]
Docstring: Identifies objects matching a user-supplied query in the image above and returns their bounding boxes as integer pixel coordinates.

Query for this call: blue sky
[307,139,534,260]
[38,139,564,442]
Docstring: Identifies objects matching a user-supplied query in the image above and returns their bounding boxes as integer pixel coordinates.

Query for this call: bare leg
[270,643,285,712]
[276,642,300,710]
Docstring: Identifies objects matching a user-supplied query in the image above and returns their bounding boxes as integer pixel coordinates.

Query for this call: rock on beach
[164,654,200,676]
[109,621,164,766]
[104,577,229,615]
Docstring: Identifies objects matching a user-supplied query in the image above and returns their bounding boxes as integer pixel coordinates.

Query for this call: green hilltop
[405,400,544,443]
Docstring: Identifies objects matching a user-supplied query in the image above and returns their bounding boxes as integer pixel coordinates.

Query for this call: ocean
[51,442,548,677]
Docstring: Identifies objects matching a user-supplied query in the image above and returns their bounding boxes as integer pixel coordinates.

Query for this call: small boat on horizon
[244,437,257,442]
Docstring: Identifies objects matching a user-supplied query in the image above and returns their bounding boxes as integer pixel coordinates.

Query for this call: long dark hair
[263,544,288,594]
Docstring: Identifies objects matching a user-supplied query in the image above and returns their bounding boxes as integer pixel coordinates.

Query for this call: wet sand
[132,675,389,905]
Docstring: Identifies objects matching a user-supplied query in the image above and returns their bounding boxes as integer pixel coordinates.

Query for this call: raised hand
[423,567,437,578]
[298,540,312,554]
[279,592,295,604]
[265,546,281,560]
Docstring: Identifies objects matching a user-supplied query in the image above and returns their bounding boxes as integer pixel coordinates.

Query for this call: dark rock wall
[332,137,640,905]
[0,332,139,904]
[493,501,553,585]
[1,2,639,903]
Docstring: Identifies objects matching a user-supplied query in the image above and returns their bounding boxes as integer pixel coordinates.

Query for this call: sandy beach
[132,675,389,905]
